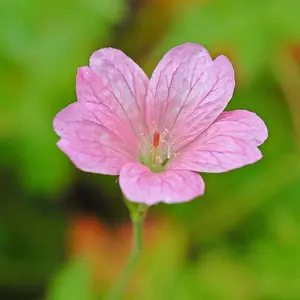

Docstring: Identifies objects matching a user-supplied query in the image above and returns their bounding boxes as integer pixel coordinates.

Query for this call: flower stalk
[105,201,147,300]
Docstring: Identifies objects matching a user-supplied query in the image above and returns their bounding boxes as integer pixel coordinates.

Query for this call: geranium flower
[53,43,268,205]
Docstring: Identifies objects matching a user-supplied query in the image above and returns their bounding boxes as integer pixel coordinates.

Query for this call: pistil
[152,129,160,166]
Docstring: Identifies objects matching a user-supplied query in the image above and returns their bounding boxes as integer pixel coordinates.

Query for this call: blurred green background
[1,0,300,299]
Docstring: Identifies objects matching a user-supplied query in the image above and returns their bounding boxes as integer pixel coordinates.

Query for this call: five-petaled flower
[53,43,268,205]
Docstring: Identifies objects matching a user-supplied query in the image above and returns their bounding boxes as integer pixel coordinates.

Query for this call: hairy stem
[105,203,146,300]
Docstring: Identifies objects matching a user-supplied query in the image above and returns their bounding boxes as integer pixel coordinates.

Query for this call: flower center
[139,128,179,173]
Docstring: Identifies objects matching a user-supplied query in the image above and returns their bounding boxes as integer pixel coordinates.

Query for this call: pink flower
[53,43,268,205]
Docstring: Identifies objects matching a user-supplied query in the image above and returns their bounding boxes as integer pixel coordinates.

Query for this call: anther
[156,156,162,164]
[173,152,180,157]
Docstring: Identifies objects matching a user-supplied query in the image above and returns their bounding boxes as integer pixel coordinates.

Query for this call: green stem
[105,204,146,300]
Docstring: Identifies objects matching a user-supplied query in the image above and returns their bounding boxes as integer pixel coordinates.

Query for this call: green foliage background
[1,0,300,299]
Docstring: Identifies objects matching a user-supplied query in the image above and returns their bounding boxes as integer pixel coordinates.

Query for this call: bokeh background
[1,0,300,299]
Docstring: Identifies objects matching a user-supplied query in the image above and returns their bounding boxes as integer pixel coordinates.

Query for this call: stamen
[161,139,171,159]
[164,128,172,138]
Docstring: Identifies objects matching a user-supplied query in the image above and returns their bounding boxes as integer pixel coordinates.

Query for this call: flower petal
[77,48,149,141]
[171,110,268,173]
[53,102,135,175]
[177,55,235,148]
[119,163,204,205]
[146,43,213,132]
[146,43,235,150]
